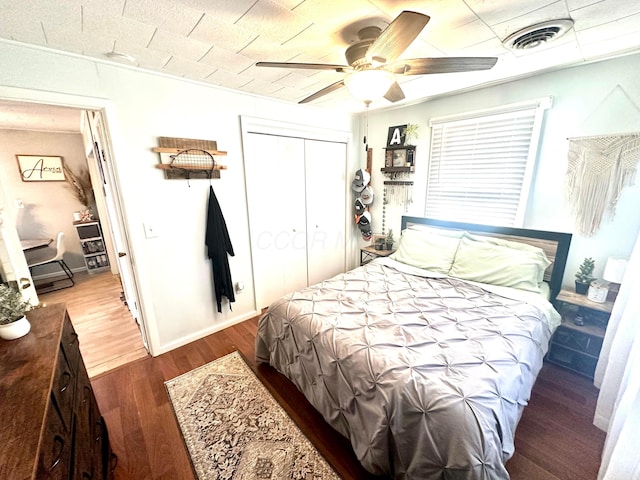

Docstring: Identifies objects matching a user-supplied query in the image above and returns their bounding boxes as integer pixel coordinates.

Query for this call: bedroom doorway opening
[0,95,149,374]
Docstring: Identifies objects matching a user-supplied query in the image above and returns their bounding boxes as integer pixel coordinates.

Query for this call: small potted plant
[575,257,595,295]
[403,124,419,146]
[385,229,395,250]
[0,284,31,340]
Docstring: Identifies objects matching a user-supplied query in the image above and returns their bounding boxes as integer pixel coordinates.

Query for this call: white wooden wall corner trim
[240,116,350,310]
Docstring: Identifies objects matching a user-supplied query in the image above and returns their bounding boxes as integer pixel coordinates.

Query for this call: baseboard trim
[155,309,261,356]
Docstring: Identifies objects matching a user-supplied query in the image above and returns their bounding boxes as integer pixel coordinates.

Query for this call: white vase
[0,316,31,340]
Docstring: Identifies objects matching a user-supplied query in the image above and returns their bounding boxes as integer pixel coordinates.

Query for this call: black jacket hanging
[205,185,235,312]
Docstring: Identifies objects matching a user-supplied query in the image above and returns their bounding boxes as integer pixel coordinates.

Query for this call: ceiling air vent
[503,19,574,50]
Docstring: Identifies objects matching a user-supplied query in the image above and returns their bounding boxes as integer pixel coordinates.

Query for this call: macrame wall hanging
[566,133,640,236]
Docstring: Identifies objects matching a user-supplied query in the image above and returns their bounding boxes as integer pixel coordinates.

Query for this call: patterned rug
[165,351,340,480]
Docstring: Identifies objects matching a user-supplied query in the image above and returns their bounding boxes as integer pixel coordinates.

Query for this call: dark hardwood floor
[91,316,605,480]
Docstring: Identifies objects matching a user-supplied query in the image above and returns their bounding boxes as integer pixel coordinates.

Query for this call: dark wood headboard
[400,216,572,301]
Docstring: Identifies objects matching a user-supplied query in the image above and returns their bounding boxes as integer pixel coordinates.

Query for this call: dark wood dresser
[0,303,114,479]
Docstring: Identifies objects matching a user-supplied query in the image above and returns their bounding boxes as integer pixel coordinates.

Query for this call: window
[426,98,551,227]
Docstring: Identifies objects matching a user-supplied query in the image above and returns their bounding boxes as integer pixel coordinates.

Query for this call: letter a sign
[386,124,407,147]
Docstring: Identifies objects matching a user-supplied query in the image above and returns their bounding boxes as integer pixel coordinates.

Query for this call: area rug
[165,351,341,480]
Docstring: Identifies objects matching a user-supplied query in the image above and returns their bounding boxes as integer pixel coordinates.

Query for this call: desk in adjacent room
[20,238,52,252]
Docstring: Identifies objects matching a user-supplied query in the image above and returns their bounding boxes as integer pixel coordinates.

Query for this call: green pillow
[450,237,546,293]
[465,233,551,283]
[390,228,462,273]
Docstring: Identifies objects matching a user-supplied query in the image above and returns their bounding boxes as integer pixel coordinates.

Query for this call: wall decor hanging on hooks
[566,132,640,236]
[153,136,227,181]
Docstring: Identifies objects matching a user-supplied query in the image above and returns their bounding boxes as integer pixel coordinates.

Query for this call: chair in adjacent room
[26,232,75,289]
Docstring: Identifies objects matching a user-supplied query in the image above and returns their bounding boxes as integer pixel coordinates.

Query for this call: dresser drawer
[52,346,76,432]
[93,414,110,479]
[60,315,80,372]
[74,358,94,479]
[36,401,72,479]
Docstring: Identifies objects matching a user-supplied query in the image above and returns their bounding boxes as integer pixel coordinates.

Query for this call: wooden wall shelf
[384,180,414,185]
[385,145,416,150]
[153,137,227,180]
[383,145,416,170]
[381,166,415,173]
[155,164,227,171]
[152,147,227,156]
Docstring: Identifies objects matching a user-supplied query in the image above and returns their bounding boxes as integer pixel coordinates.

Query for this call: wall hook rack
[153,136,227,180]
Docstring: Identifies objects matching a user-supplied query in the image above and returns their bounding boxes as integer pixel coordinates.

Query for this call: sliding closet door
[305,139,347,286]
[244,133,307,308]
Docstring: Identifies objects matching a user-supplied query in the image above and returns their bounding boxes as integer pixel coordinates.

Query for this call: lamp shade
[344,70,395,103]
[603,256,628,283]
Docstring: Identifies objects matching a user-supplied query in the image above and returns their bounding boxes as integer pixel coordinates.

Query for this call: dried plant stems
[63,164,94,208]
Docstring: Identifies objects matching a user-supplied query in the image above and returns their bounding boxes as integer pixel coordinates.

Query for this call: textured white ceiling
[0,0,639,119]
[0,101,83,133]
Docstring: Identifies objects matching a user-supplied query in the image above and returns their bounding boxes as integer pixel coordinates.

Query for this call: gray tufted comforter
[255,258,559,479]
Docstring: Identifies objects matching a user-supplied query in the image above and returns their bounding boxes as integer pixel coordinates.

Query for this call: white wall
[0,41,354,354]
[360,52,640,290]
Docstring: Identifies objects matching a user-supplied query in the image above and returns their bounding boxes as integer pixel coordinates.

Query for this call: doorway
[0,97,149,375]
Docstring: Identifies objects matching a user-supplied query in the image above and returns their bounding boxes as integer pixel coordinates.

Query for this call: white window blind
[426,98,550,227]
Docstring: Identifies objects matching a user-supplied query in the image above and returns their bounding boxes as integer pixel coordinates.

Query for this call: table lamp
[603,256,628,302]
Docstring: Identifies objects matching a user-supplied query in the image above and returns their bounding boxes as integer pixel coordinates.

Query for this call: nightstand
[547,289,614,379]
[360,245,396,265]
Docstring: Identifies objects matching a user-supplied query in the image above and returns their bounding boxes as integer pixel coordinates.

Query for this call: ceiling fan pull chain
[364,101,370,151]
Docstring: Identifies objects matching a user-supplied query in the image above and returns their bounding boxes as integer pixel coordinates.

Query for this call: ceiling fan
[256,11,498,104]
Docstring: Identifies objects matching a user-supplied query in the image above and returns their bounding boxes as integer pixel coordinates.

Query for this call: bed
[256,216,572,479]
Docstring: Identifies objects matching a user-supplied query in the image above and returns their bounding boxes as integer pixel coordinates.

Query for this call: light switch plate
[143,222,158,238]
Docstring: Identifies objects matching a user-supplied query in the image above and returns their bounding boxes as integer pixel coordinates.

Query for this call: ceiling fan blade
[299,80,346,104]
[367,11,430,64]
[256,61,349,72]
[384,81,405,103]
[391,57,498,75]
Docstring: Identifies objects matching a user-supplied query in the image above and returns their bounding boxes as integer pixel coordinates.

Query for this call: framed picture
[16,155,65,182]
[392,149,407,167]
[387,124,407,147]
[385,150,394,167]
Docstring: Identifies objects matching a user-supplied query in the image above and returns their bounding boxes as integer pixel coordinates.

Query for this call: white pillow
[390,228,462,273]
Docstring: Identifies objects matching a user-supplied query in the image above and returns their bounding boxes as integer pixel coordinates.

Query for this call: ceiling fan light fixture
[344,70,395,103]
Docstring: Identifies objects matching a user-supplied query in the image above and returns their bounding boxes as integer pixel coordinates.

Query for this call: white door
[280,137,308,295]
[86,111,148,350]
[304,140,347,286]
[244,133,307,309]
